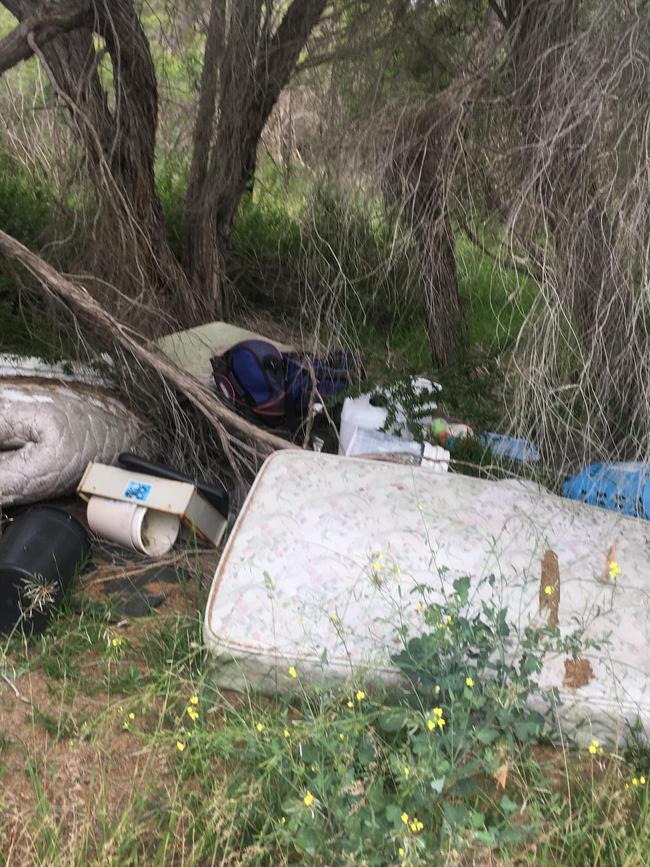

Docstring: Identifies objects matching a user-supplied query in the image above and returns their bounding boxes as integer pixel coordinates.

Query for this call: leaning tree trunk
[2,0,195,330]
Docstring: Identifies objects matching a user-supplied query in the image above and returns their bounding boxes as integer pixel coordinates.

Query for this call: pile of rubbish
[1,321,649,746]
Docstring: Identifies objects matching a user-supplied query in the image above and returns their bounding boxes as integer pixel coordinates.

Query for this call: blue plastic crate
[563,463,650,520]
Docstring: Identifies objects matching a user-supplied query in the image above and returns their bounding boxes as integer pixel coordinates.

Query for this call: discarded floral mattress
[204,451,650,744]
[0,357,143,506]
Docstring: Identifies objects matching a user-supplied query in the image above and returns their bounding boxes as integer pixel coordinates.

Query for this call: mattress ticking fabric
[204,451,650,744]
[0,373,143,506]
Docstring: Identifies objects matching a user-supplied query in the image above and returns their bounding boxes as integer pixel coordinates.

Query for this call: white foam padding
[205,451,650,744]
[0,380,143,505]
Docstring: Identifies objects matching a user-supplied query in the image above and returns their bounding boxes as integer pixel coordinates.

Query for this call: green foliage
[2,579,648,865]
[0,150,54,250]
[169,573,593,864]
[229,193,303,307]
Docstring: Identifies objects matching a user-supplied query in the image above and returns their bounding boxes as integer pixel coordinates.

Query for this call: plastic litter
[87,496,181,557]
[346,427,450,471]
[481,432,541,463]
[339,378,441,458]
[563,462,650,520]
[77,462,227,549]
[0,507,90,634]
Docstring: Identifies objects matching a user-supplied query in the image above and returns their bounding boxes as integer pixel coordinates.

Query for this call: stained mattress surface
[205,451,650,744]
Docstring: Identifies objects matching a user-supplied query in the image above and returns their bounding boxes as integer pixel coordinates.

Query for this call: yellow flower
[176,741,185,752]
[347,700,354,709]
[356,690,366,702]
[256,722,265,733]
[433,707,444,717]
[544,585,554,596]
[330,613,338,622]
[283,728,290,738]
[189,695,199,705]
[641,776,647,785]
[403,766,410,777]
[398,848,405,858]
[128,712,135,720]
[400,812,409,824]
[339,733,345,740]
[446,615,453,625]
[427,718,436,731]
[279,816,286,825]
[632,777,639,786]
[111,637,122,647]
[409,818,424,832]
[303,791,314,807]
[609,561,621,580]
[588,739,600,755]
[466,676,475,688]
[288,666,298,679]
[187,706,199,722]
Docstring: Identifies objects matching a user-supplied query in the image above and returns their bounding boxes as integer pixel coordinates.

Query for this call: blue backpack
[282,349,352,416]
[211,340,353,429]
[211,340,286,427]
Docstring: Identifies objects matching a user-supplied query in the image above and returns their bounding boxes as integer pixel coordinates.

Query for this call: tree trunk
[421,213,463,367]
[505,0,619,347]
[186,0,327,316]
[185,0,226,314]
[2,0,194,329]
[385,101,465,367]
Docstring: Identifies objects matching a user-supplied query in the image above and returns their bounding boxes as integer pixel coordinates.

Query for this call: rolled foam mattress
[0,378,143,506]
[204,451,650,744]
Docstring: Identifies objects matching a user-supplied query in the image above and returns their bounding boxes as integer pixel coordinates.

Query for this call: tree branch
[0,1,91,76]
[0,229,297,461]
[488,0,509,29]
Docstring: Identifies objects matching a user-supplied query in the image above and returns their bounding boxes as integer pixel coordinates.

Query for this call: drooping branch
[0,228,297,461]
[0,1,91,75]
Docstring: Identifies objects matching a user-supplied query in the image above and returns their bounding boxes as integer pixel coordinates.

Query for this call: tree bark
[0,0,91,75]
[185,0,226,317]
[385,100,465,367]
[504,0,619,347]
[2,0,194,329]
[186,0,327,317]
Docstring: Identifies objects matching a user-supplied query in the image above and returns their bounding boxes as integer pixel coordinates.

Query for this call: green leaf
[385,803,403,824]
[476,728,499,744]
[294,826,319,856]
[378,708,411,732]
[474,829,497,846]
[469,810,485,829]
[443,802,470,828]
[453,575,471,602]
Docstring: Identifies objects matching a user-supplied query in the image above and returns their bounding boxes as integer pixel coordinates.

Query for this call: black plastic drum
[0,507,90,634]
